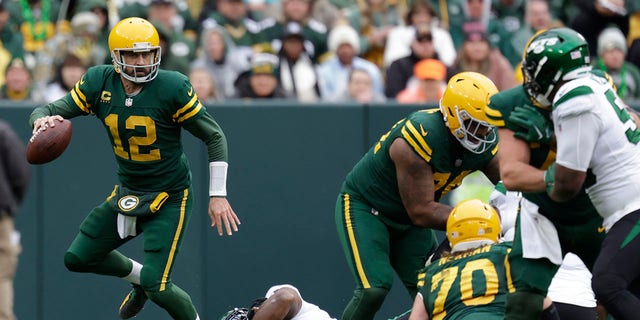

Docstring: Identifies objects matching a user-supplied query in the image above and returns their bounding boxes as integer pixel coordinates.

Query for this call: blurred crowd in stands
[0,0,639,106]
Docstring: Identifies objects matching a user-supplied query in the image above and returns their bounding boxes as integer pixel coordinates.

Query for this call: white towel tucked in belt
[519,198,563,265]
[117,214,137,239]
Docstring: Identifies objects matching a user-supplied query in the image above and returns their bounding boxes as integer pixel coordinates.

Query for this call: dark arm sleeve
[183,111,229,162]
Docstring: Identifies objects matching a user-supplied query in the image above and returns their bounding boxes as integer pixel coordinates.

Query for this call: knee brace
[64,251,89,273]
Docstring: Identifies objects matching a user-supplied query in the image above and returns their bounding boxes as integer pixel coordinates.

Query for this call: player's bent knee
[592,273,627,303]
[64,251,89,272]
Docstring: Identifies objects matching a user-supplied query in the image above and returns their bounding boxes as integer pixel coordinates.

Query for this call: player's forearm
[407,201,451,230]
[184,112,228,162]
[500,161,546,193]
[28,97,83,126]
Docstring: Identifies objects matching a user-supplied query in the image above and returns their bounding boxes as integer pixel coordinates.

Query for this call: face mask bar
[112,46,162,83]
[454,108,496,154]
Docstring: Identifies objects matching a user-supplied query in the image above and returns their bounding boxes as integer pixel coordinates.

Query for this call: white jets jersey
[265,285,336,320]
[552,73,640,230]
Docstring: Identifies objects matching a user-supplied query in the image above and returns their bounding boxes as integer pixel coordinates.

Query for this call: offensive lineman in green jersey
[408,199,510,320]
[483,33,606,319]
[335,72,501,320]
[28,18,240,320]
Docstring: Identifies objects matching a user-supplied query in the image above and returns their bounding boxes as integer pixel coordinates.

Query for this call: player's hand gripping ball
[26,119,72,164]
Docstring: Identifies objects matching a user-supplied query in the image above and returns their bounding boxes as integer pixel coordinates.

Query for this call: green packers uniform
[419,242,513,320]
[485,85,605,318]
[336,108,498,320]
[29,65,228,319]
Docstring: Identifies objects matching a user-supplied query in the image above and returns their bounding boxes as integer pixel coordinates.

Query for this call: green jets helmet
[521,28,592,108]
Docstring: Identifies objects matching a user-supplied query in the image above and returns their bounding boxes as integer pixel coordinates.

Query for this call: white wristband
[209,161,228,197]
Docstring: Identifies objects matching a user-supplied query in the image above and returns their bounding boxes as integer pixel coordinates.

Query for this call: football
[26,119,73,164]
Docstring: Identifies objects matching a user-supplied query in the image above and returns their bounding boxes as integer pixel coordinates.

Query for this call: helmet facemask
[112,44,162,83]
[521,55,561,108]
[445,103,497,154]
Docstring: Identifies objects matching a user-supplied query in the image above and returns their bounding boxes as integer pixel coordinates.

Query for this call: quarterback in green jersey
[335,72,501,320]
[28,18,240,320]
[484,30,606,320]
[409,199,509,320]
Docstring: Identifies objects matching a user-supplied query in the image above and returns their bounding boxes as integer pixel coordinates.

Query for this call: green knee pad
[505,291,545,320]
[145,284,198,320]
[342,287,389,320]
[64,251,89,272]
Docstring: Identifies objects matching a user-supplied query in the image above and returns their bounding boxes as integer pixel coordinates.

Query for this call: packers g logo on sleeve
[118,195,140,212]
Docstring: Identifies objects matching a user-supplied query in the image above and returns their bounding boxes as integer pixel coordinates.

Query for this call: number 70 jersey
[418,242,513,320]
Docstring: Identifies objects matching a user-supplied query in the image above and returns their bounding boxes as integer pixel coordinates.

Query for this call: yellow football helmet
[108,17,161,83]
[447,199,501,251]
[440,72,498,154]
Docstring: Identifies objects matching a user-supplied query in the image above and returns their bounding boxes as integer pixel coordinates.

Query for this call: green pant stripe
[159,188,188,291]
[343,193,371,288]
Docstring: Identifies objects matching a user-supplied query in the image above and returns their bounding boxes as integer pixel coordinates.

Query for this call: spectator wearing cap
[201,0,267,61]
[317,24,383,101]
[277,21,320,102]
[33,10,106,93]
[396,58,446,104]
[383,0,455,68]
[332,68,386,103]
[259,0,329,63]
[191,26,249,100]
[593,26,640,101]
[234,52,287,99]
[74,0,111,64]
[450,22,516,91]
[384,23,451,98]
[0,57,33,101]
[41,53,86,103]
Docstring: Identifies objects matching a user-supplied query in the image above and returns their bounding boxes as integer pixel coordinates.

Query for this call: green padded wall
[3,102,435,320]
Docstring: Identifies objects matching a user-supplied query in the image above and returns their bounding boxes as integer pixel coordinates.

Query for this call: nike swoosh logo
[188,87,193,96]
[534,127,543,140]
[598,226,606,233]
[420,124,428,137]
[79,77,85,85]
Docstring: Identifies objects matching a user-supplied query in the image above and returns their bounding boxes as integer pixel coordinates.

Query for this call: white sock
[121,258,142,285]
[195,314,200,320]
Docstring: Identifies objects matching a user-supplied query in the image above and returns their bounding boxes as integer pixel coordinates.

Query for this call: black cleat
[119,284,148,319]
